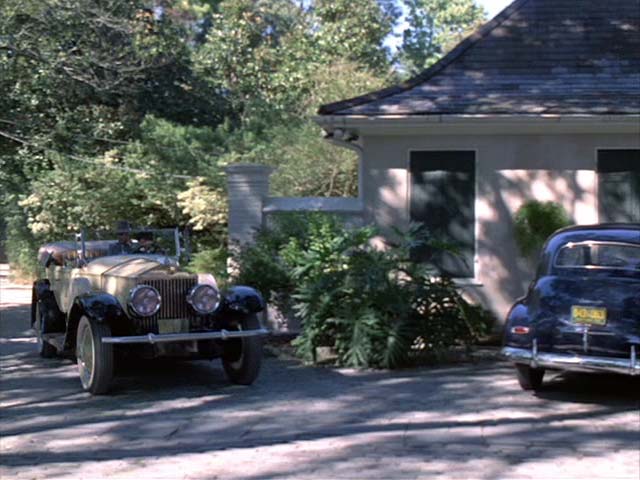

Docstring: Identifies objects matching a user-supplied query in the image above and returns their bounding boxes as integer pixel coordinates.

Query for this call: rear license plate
[571,306,607,326]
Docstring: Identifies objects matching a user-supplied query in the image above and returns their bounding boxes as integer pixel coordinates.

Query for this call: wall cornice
[313,115,640,136]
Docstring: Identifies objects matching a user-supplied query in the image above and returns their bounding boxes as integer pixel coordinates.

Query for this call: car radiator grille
[134,277,198,334]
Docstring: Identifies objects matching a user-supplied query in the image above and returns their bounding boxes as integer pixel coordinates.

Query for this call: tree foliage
[312,0,399,74]
[195,0,397,125]
[0,0,226,140]
[514,201,573,258]
[1,0,490,277]
[0,0,230,274]
[399,0,486,75]
[216,62,391,197]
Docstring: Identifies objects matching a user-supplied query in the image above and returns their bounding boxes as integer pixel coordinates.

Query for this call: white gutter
[327,136,363,153]
[313,114,640,136]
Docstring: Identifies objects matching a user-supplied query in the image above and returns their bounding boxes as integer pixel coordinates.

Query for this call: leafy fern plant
[235,214,493,368]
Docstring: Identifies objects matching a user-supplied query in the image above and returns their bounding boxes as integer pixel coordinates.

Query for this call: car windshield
[555,241,640,271]
[79,228,185,261]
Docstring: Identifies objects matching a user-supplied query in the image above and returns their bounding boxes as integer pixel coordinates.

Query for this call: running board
[42,333,66,352]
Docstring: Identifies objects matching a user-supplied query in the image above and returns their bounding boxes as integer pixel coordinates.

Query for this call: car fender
[32,279,65,332]
[65,292,129,350]
[222,286,265,315]
[62,277,93,313]
[31,279,50,326]
[197,273,218,289]
[34,279,52,299]
[503,299,533,348]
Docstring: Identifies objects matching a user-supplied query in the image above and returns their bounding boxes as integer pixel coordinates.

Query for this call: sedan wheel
[76,316,114,395]
[222,314,263,385]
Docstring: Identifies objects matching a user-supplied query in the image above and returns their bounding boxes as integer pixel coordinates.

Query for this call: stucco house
[310,0,640,322]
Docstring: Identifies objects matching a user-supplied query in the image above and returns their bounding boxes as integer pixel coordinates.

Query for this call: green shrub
[290,224,492,368]
[235,215,493,369]
[186,246,230,287]
[234,212,344,308]
[2,203,41,281]
[514,200,572,257]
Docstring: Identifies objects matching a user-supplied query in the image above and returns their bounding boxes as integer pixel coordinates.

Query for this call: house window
[410,151,475,278]
[597,149,640,223]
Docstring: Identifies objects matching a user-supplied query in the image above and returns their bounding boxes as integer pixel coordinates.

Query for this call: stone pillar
[225,164,273,245]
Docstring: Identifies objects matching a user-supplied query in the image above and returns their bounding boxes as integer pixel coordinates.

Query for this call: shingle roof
[318,0,640,116]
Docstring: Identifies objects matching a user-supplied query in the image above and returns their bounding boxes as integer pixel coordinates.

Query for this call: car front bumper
[102,328,269,344]
[502,341,639,376]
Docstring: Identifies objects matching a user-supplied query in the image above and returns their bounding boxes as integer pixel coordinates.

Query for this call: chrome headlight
[187,284,220,315]
[129,285,161,317]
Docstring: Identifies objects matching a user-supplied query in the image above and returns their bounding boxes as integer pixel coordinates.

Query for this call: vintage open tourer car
[502,224,640,390]
[32,227,267,395]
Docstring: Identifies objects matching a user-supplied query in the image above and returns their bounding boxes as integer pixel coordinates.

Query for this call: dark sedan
[502,224,640,390]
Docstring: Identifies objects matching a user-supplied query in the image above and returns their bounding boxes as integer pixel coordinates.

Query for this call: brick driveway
[1,280,639,480]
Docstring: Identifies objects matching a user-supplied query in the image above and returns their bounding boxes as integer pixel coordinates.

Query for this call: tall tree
[399,0,486,76]
[195,0,313,127]
[195,0,399,125]
[0,0,226,149]
[0,0,229,274]
[1,0,402,276]
[312,0,399,74]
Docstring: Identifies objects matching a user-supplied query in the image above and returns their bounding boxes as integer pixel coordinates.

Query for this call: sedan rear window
[555,242,640,270]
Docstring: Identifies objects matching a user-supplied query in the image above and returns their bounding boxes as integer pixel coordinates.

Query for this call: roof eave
[318,0,531,116]
[312,114,640,136]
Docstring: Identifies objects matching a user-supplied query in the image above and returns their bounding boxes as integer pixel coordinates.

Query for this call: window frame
[407,149,478,280]
[553,240,640,272]
[595,148,640,223]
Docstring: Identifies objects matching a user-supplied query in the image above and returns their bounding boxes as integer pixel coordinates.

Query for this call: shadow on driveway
[1,296,639,480]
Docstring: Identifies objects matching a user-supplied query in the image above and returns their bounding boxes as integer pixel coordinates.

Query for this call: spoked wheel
[222,314,263,385]
[515,364,545,391]
[76,315,114,395]
[33,299,57,358]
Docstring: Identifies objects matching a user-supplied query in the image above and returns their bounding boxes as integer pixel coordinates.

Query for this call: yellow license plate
[571,306,607,326]
[158,319,190,334]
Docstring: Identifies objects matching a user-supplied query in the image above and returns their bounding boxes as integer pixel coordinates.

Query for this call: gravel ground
[1,276,639,480]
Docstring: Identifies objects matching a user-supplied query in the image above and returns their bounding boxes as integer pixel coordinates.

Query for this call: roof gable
[319,0,640,116]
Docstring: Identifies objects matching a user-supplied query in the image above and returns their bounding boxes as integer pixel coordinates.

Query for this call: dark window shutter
[410,151,475,278]
[597,150,640,223]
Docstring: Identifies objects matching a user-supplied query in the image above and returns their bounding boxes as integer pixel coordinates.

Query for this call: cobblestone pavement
[1,279,639,480]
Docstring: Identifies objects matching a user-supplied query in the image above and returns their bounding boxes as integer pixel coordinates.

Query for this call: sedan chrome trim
[102,328,269,344]
[502,345,640,376]
[553,240,640,271]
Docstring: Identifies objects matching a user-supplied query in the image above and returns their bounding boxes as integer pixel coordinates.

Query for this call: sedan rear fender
[503,299,534,348]
[65,292,129,351]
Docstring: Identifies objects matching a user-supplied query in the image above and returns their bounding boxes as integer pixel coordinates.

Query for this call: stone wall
[225,163,364,332]
[226,164,364,247]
